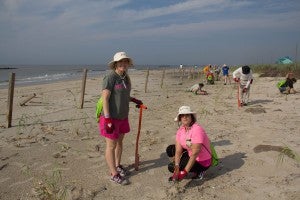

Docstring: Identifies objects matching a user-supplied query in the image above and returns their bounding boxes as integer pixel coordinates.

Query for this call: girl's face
[115,58,130,74]
[180,114,192,127]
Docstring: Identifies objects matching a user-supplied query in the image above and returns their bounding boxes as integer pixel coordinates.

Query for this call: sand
[0,69,299,200]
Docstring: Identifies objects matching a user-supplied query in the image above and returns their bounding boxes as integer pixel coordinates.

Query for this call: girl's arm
[102,89,111,117]
[174,140,183,166]
[184,143,201,172]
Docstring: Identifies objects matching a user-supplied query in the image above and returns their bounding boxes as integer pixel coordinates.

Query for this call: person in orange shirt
[203,65,211,74]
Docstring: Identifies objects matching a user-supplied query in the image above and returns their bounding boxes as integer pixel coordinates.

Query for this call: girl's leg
[178,151,189,171]
[189,161,209,173]
[166,145,176,157]
[115,133,125,167]
[167,148,188,173]
[105,137,118,175]
[173,151,209,175]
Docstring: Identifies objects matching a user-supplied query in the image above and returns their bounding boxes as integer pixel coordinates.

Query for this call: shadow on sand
[183,152,246,188]
[250,99,273,105]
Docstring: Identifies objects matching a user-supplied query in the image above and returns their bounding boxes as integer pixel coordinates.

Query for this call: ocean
[0,64,167,89]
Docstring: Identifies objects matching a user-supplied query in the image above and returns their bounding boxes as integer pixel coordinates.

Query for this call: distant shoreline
[0,67,18,70]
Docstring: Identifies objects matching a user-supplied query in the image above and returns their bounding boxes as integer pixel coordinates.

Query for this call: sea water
[0,64,164,88]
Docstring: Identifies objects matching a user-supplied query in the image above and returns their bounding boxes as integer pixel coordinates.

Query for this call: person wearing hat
[233,65,253,106]
[99,51,143,185]
[222,64,230,85]
[166,106,212,181]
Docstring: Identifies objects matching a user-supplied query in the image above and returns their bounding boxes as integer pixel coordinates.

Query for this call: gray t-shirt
[102,71,131,119]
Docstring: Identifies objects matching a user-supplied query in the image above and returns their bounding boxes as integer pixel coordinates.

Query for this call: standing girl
[100,52,143,185]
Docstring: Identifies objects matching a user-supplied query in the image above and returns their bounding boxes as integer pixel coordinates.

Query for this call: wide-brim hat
[174,106,197,122]
[108,52,133,69]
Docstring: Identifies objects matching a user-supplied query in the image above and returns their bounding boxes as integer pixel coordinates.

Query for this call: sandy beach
[0,68,299,200]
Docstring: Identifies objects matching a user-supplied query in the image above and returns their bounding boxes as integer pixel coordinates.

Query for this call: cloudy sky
[1,0,300,66]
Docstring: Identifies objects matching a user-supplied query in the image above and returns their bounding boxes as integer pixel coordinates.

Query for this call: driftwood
[19,93,36,106]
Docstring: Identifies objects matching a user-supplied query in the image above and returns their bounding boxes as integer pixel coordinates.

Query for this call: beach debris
[0,163,9,170]
[95,144,101,152]
[41,125,56,135]
[19,93,36,106]
[52,152,66,158]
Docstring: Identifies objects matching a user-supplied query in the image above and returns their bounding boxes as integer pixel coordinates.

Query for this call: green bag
[203,142,219,166]
[95,97,103,122]
[277,80,286,88]
[210,143,219,166]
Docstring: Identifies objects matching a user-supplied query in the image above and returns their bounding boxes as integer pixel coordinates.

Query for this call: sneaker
[192,171,205,180]
[116,165,129,177]
[110,173,129,185]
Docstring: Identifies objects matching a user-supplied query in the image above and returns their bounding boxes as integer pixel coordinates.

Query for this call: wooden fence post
[144,68,149,93]
[160,68,165,88]
[7,73,15,128]
[80,69,87,109]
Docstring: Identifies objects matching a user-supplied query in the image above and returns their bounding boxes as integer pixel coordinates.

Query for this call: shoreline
[0,67,172,89]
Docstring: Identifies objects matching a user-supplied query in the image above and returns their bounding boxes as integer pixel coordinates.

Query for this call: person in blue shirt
[222,64,230,85]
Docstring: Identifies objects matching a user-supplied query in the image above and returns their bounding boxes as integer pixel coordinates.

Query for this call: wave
[0,70,105,88]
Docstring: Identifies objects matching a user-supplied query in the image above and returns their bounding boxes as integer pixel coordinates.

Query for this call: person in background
[278,72,297,94]
[206,71,215,85]
[187,83,208,95]
[203,64,211,74]
[214,65,221,81]
[99,52,143,185]
[222,64,230,85]
[166,106,212,181]
[233,65,253,106]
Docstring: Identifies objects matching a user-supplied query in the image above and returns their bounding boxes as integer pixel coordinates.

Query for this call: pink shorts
[99,116,130,140]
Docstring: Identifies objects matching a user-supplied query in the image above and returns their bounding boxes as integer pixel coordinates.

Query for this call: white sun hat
[108,52,133,69]
[174,106,197,122]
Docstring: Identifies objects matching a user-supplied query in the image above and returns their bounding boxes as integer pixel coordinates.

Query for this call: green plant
[33,168,68,200]
[251,63,300,78]
[17,113,43,134]
[66,89,77,106]
[277,144,300,165]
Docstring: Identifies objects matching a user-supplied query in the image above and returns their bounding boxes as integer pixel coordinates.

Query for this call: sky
[0,0,300,66]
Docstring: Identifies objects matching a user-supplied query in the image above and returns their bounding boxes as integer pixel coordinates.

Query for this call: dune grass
[249,63,300,78]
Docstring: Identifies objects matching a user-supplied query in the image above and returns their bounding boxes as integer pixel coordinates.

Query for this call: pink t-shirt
[176,123,211,167]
